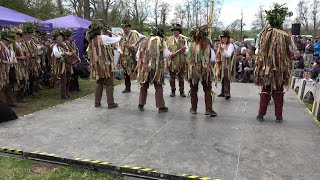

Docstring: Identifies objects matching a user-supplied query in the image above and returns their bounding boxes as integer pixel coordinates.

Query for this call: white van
[243,38,255,45]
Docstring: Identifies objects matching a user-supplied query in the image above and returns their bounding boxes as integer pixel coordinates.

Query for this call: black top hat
[121,20,131,28]
[220,30,230,38]
[171,23,182,34]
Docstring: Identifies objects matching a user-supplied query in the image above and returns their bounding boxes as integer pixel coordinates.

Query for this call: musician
[166,24,188,97]
[22,22,40,96]
[215,30,236,100]
[118,21,145,93]
[12,27,29,103]
[137,26,170,113]
[187,25,217,117]
[64,28,81,92]
[52,29,73,99]
[87,22,121,109]
[0,29,18,107]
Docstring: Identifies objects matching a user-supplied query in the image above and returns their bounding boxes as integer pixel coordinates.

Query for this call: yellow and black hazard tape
[0,147,221,180]
[298,99,320,126]
[0,147,22,155]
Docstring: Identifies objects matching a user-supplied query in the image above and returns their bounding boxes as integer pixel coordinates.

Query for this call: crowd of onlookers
[293,36,320,81]
[213,39,257,83]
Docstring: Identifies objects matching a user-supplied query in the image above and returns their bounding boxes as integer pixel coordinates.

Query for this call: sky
[161,0,300,30]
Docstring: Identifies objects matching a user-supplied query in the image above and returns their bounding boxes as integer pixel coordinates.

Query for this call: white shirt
[100,35,121,45]
[7,45,16,62]
[222,44,235,58]
[53,44,64,59]
[210,48,216,62]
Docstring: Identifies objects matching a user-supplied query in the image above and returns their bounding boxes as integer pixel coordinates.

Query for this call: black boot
[276,116,283,123]
[180,91,186,97]
[205,110,217,117]
[122,87,131,93]
[158,107,168,113]
[190,108,197,114]
[256,114,264,122]
[170,91,175,97]
[138,104,144,111]
[108,103,118,109]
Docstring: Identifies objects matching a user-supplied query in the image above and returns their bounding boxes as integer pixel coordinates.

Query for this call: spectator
[240,47,247,58]
[304,39,314,62]
[314,37,320,62]
[236,55,245,81]
[294,35,304,53]
[311,60,320,80]
[293,50,304,69]
[242,52,255,83]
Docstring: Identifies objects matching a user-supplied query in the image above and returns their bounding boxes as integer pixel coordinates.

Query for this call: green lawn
[2,79,124,180]
[12,79,122,117]
[0,156,122,180]
[304,100,313,111]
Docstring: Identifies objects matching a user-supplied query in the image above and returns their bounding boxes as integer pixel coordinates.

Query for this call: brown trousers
[60,71,71,98]
[16,80,26,100]
[139,72,165,108]
[190,80,213,112]
[221,69,231,96]
[169,70,184,92]
[95,70,115,105]
[124,72,131,90]
[258,85,284,117]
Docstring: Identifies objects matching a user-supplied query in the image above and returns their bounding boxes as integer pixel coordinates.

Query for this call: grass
[0,156,122,180]
[12,79,123,117]
[2,79,124,180]
[304,100,313,111]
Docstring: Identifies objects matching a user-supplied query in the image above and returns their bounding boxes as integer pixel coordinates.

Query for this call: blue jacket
[314,41,320,56]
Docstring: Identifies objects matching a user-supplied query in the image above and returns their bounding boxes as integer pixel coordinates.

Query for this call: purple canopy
[43,15,92,59]
[0,6,53,31]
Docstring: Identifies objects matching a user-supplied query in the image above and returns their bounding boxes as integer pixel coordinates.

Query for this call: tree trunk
[84,0,90,20]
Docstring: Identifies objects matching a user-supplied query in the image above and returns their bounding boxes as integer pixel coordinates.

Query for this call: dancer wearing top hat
[166,24,189,97]
[214,30,237,100]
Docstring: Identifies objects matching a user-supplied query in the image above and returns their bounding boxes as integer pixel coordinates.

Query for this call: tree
[296,0,310,33]
[83,0,90,19]
[311,0,320,37]
[159,2,170,25]
[252,5,266,31]
[129,0,151,30]
[173,4,186,27]
[154,0,160,26]
[67,0,84,17]
[57,0,64,15]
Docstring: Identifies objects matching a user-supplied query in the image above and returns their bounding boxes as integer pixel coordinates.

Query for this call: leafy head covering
[22,22,35,34]
[190,24,208,40]
[0,28,15,43]
[11,27,23,36]
[265,3,293,29]
[64,28,73,38]
[51,29,65,40]
[88,21,103,34]
[149,26,164,38]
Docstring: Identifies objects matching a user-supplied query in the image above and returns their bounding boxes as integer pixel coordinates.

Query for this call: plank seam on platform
[234,97,246,180]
